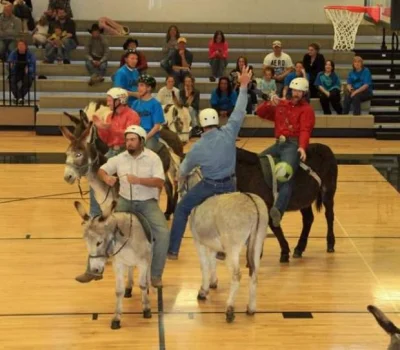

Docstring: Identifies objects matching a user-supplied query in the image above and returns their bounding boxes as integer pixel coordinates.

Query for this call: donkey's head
[60,123,94,184]
[163,102,191,143]
[368,305,400,350]
[74,200,118,275]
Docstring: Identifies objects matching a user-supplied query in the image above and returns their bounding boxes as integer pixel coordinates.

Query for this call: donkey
[235,143,338,263]
[180,168,269,323]
[162,102,191,145]
[368,305,400,349]
[74,200,152,330]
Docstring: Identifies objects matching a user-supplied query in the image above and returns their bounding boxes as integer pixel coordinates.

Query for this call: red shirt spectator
[208,39,228,59]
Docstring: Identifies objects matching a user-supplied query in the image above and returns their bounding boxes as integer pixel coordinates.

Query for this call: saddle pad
[258,155,278,204]
[131,211,153,244]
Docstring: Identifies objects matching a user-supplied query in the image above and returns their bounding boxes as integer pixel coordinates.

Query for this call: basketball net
[325,6,380,51]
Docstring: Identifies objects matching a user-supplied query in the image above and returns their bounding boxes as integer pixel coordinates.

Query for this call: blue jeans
[168,177,236,254]
[260,140,300,215]
[85,59,107,77]
[343,89,371,116]
[45,38,77,62]
[0,39,16,60]
[90,147,124,217]
[115,197,170,278]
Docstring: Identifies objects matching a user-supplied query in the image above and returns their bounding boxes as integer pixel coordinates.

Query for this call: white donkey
[180,168,269,323]
[74,200,153,330]
[368,305,400,349]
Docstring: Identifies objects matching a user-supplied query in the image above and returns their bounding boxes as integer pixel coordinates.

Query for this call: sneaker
[63,59,71,64]
[75,272,103,283]
[167,252,178,260]
[270,207,282,227]
[151,276,163,288]
[209,76,216,82]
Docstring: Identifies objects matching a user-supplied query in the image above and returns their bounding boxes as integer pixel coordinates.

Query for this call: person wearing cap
[167,66,252,260]
[85,23,109,86]
[131,75,166,153]
[256,77,315,228]
[89,87,140,217]
[119,38,148,73]
[262,40,294,97]
[75,125,170,288]
[113,50,140,107]
[171,37,193,87]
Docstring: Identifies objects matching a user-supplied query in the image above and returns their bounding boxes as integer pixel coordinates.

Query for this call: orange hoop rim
[324,5,381,22]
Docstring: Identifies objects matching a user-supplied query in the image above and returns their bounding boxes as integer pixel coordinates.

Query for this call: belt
[204,174,235,183]
[277,135,299,143]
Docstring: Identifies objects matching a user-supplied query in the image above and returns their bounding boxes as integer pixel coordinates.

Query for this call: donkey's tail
[316,189,323,213]
[243,193,262,277]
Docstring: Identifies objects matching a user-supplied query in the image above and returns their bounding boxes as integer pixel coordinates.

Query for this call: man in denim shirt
[167,66,252,259]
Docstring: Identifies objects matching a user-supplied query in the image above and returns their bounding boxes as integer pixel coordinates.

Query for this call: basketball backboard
[364,0,400,30]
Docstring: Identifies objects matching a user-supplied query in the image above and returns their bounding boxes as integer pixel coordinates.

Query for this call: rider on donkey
[75,125,170,287]
[90,87,140,217]
[131,75,166,153]
[256,77,315,227]
[167,66,253,260]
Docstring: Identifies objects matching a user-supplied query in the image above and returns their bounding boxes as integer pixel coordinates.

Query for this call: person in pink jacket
[208,30,228,82]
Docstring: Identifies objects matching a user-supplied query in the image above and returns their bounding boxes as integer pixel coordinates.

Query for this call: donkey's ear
[60,126,75,142]
[99,200,117,222]
[79,109,89,125]
[63,112,80,125]
[78,122,93,143]
[367,305,400,335]
[74,201,90,221]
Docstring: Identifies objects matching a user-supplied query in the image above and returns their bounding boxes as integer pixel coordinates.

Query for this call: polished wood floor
[0,132,399,349]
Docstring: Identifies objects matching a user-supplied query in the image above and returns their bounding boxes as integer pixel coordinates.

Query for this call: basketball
[274,162,294,182]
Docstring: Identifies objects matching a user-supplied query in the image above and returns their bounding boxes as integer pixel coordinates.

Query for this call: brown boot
[75,272,103,283]
[151,276,163,288]
[216,252,226,260]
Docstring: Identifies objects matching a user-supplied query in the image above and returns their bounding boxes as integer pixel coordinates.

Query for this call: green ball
[274,162,293,182]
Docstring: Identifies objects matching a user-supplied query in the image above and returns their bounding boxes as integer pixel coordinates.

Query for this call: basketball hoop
[325,6,381,51]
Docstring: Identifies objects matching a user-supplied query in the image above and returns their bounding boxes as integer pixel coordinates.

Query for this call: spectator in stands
[303,43,325,98]
[210,76,238,118]
[120,38,148,74]
[113,50,140,108]
[7,39,35,104]
[263,40,293,97]
[179,74,201,135]
[32,15,49,48]
[85,23,109,86]
[10,0,34,32]
[44,7,78,64]
[157,76,180,105]
[314,60,343,115]
[229,56,257,114]
[283,61,309,99]
[45,0,73,18]
[160,25,180,75]
[208,30,228,82]
[0,3,21,60]
[256,66,277,96]
[46,23,67,63]
[343,56,373,116]
[171,37,193,87]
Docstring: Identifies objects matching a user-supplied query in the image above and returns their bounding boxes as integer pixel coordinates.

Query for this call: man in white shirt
[262,40,293,97]
[75,125,170,288]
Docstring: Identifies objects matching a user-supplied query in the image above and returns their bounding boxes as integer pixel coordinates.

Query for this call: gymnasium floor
[0,132,399,349]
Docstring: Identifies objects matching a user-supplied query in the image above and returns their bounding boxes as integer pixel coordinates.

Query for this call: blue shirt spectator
[132,98,165,140]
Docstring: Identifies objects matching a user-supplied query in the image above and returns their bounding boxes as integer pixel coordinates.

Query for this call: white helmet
[107,87,128,104]
[124,125,147,141]
[199,108,219,128]
[289,77,309,92]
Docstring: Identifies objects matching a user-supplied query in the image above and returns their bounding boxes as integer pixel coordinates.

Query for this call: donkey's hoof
[124,288,132,298]
[197,293,207,301]
[111,320,121,330]
[293,249,303,259]
[143,309,152,319]
[327,247,335,253]
[226,307,235,323]
[246,306,256,316]
[164,213,171,221]
[209,280,218,289]
[280,253,290,263]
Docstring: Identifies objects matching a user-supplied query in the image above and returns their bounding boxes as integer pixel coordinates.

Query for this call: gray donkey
[74,200,152,330]
[368,305,400,349]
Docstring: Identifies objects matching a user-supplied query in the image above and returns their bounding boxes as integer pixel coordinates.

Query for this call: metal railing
[1,59,37,108]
